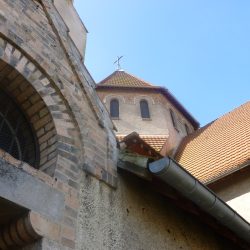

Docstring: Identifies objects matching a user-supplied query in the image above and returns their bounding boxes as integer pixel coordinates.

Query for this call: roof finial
[114,56,124,71]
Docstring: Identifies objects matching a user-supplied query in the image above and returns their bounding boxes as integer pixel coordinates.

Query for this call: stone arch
[110,98,120,118]
[134,95,154,118]
[134,95,155,105]
[0,37,81,177]
[103,94,126,104]
[139,99,150,119]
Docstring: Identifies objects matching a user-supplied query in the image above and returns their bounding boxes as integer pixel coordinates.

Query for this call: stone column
[0,213,41,249]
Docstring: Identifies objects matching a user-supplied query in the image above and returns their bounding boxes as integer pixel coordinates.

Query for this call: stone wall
[54,0,87,60]
[0,149,241,249]
[0,0,117,185]
[98,89,194,136]
[0,60,57,173]
[98,88,195,155]
[0,149,79,249]
[0,0,117,249]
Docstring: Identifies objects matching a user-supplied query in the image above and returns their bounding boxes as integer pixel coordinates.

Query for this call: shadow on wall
[209,166,250,202]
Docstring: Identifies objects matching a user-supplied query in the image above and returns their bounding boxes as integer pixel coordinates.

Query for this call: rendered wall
[76,171,233,250]
[210,168,250,223]
[98,88,195,155]
[98,89,194,136]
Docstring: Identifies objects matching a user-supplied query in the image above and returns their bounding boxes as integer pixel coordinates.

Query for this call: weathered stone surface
[0,159,64,222]
[0,0,117,188]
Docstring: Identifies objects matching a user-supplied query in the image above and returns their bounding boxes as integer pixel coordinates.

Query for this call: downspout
[149,157,250,243]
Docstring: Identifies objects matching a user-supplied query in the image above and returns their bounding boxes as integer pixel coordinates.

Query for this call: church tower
[96,70,199,155]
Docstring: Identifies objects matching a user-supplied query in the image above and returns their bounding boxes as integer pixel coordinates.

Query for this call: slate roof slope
[117,134,167,153]
[98,70,154,88]
[175,101,250,184]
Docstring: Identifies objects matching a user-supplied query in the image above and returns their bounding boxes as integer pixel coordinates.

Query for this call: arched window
[185,124,190,135]
[110,99,119,118]
[170,109,179,132]
[140,99,150,119]
[0,90,38,167]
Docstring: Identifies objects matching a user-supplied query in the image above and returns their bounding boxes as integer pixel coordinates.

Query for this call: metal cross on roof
[114,56,123,70]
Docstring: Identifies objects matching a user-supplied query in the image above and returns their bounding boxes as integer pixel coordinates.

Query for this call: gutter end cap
[149,157,171,175]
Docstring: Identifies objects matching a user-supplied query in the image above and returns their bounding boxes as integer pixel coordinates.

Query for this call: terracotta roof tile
[98,70,154,88]
[175,102,250,184]
[117,134,167,152]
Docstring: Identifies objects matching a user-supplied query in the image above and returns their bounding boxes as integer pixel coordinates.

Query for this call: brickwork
[0,40,80,180]
[0,0,117,186]
[0,60,57,172]
[0,0,118,249]
[0,1,245,250]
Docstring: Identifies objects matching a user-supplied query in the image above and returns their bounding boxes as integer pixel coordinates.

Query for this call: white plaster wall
[227,194,250,222]
[211,169,250,223]
[76,172,233,250]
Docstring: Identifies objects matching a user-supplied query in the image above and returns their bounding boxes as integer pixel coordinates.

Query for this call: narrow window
[140,100,150,119]
[110,99,119,118]
[170,109,178,131]
[185,124,190,135]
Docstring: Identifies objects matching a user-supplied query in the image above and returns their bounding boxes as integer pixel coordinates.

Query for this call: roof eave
[149,157,250,247]
[205,160,250,186]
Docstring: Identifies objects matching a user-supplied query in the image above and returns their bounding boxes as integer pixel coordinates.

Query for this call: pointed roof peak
[97,70,154,88]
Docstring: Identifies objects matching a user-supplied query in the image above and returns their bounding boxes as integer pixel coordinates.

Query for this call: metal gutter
[149,157,250,244]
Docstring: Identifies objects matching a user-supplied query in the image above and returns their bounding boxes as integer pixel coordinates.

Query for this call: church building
[96,69,199,156]
[0,0,249,249]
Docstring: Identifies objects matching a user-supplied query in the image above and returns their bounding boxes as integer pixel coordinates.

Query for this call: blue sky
[74,0,250,126]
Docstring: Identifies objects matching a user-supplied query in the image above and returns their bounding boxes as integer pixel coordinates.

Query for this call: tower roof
[98,70,155,88]
[96,70,200,129]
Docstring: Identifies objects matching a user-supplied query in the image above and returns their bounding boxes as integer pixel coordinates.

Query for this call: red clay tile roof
[175,102,250,184]
[117,134,167,152]
[98,70,154,88]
